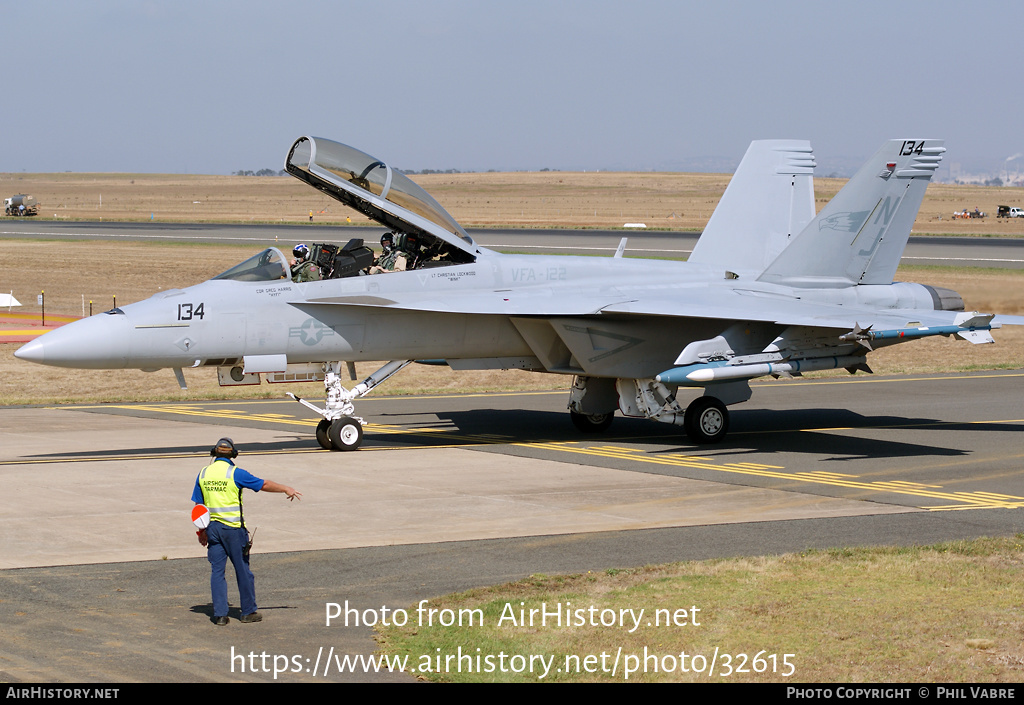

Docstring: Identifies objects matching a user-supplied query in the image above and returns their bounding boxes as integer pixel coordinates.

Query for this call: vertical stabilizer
[688,140,816,275]
[758,139,945,287]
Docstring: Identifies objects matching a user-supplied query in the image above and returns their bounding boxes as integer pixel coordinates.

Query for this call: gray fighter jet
[16,136,1024,450]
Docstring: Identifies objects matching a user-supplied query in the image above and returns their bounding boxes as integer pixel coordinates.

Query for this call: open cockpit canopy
[286,137,478,264]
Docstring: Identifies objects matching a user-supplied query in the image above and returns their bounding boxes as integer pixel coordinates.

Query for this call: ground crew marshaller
[192,437,302,625]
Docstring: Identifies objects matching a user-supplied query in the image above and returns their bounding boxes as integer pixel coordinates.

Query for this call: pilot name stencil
[416,269,477,284]
[255,286,293,297]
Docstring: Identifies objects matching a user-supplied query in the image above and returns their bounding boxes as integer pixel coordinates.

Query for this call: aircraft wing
[303,281,984,332]
[300,288,635,316]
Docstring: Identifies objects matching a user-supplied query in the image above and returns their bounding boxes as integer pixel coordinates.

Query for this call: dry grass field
[379,537,1024,682]
[3,170,1024,235]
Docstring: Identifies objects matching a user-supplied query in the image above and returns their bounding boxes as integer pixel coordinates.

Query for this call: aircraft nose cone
[14,313,130,368]
[13,338,45,363]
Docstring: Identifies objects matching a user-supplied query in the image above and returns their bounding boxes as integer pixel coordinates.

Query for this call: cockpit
[213,248,290,282]
[214,138,485,285]
[285,137,479,267]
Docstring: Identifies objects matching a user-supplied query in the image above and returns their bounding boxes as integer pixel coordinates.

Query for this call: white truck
[4,194,38,216]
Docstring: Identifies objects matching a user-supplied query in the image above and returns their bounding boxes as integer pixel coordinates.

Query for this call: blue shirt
[191,459,265,504]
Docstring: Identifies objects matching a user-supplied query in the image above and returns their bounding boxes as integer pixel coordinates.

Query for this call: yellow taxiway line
[18,395,1024,511]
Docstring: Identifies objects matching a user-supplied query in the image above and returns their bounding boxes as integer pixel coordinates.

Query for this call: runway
[2,372,1023,681]
[4,220,1024,267]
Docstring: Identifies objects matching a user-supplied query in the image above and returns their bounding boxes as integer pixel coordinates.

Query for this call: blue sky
[2,1,1021,175]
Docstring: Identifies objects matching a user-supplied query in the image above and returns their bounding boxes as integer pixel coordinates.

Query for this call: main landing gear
[290,360,411,451]
[569,395,730,444]
[569,410,614,433]
[568,376,733,445]
[682,396,729,444]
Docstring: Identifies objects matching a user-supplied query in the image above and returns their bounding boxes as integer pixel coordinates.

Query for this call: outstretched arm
[261,479,302,501]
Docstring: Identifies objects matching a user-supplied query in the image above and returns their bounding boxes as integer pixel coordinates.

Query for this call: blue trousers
[206,521,256,618]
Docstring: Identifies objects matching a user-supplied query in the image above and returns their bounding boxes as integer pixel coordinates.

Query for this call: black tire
[569,410,614,433]
[684,397,729,444]
[329,416,364,451]
[315,418,332,450]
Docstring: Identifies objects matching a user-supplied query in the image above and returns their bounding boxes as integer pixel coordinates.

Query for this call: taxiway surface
[2,372,1023,681]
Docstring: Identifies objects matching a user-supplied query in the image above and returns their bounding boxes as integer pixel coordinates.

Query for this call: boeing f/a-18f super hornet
[16,136,1024,450]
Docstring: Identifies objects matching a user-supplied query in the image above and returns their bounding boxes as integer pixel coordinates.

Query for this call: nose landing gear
[292,360,411,451]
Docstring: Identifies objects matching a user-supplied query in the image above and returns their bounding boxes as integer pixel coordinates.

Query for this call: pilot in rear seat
[369,232,413,274]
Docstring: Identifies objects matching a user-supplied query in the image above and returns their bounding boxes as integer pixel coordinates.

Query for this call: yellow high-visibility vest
[199,459,243,528]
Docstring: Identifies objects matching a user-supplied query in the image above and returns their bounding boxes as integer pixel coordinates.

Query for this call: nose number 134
[177,303,206,320]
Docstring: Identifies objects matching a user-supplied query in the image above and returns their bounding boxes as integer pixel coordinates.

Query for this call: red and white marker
[191,504,210,529]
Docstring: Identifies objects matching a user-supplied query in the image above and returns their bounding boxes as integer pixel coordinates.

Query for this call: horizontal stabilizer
[992,314,1024,327]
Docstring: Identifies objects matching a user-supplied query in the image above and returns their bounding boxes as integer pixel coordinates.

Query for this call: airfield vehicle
[4,194,37,216]
[953,207,985,219]
[996,205,1024,218]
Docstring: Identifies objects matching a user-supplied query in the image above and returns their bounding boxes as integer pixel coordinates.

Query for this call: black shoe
[240,612,262,623]
[213,616,229,626]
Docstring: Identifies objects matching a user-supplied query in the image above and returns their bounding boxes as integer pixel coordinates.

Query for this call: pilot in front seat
[290,244,321,282]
